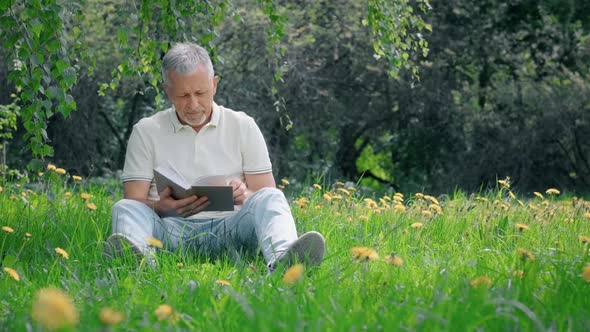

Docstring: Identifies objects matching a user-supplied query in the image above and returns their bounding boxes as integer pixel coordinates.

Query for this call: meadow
[1,166,590,331]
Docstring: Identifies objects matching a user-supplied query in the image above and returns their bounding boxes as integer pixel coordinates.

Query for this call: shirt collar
[169,102,220,133]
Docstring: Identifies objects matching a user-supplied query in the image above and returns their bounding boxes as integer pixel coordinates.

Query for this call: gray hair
[161,42,214,86]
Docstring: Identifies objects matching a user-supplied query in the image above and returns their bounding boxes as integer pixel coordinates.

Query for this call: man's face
[164,66,218,128]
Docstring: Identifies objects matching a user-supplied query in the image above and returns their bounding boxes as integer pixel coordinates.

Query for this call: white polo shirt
[122,102,272,218]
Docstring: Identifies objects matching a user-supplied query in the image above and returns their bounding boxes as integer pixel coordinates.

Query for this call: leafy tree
[0,0,430,177]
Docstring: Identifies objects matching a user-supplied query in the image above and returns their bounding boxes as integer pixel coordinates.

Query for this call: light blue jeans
[110,188,298,265]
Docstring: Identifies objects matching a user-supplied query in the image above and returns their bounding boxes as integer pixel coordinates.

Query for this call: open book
[153,164,234,211]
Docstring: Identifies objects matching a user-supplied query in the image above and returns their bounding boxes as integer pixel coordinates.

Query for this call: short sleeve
[241,117,272,174]
[121,125,154,182]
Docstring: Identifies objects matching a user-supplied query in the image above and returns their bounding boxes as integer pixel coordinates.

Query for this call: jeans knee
[112,198,142,215]
[254,187,285,201]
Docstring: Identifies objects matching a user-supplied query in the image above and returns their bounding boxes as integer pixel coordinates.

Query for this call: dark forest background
[1,0,589,194]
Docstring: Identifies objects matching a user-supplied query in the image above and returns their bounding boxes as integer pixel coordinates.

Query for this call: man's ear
[163,83,172,100]
[212,75,220,95]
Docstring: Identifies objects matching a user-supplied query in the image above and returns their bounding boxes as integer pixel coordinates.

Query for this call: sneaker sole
[282,231,325,267]
[104,233,143,259]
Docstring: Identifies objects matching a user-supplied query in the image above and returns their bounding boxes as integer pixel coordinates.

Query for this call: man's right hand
[155,187,210,217]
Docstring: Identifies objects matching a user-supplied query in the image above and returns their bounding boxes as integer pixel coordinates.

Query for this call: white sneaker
[271,231,326,272]
[104,233,143,259]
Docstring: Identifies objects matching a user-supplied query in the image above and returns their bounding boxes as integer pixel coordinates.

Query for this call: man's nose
[188,95,200,108]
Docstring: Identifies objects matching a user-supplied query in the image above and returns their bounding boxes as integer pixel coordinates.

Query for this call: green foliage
[0,0,80,160]
[366,0,431,79]
[0,97,18,141]
[0,0,430,168]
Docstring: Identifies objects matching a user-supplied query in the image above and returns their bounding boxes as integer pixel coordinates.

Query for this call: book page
[191,175,228,186]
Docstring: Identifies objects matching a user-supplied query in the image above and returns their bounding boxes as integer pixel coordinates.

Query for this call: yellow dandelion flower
[21,191,27,198]
[3,267,20,281]
[411,222,424,229]
[64,192,72,198]
[415,193,424,199]
[323,193,332,201]
[393,195,404,203]
[584,212,590,219]
[475,196,488,202]
[146,237,163,249]
[512,270,525,278]
[508,191,516,199]
[72,175,82,182]
[99,307,125,326]
[215,279,231,286]
[364,198,378,209]
[384,254,404,266]
[32,288,79,330]
[517,248,535,261]
[55,168,67,175]
[38,172,44,177]
[394,192,404,199]
[177,262,184,268]
[470,276,492,288]
[0,186,3,193]
[394,204,406,212]
[424,195,440,206]
[533,192,544,199]
[382,196,392,201]
[359,215,369,222]
[2,226,14,233]
[545,188,560,195]
[579,235,590,244]
[281,178,290,185]
[515,223,529,231]
[25,232,32,238]
[583,265,590,282]
[421,210,432,217]
[429,204,443,214]
[337,188,351,196]
[283,264,304,284]
[498,177,510,189]
[335,181,345,186]
[517,199,525,207]
[55,247,69,259]
[80,193,92,200]
[47,164,57,171]
[378,198,389,207]
[332,194,343,200]
[313,184,322,190]
[154,304,179,323]
[278,184,285,189]
[347,186,356,192]
[86,203,97,211]
[351,247,379,261]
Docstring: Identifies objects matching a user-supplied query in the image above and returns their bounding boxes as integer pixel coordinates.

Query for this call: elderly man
[107,42,325,271]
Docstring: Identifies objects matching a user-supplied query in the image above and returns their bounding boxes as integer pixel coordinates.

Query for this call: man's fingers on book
[159,186,172,197]
[180,200,210,217]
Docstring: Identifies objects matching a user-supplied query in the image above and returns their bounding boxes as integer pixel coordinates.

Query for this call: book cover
[153,165,234,212]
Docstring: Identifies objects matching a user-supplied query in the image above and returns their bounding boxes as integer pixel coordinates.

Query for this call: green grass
[1,172,590,331]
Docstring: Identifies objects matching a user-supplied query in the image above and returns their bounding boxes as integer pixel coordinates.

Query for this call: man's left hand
[230,178,250,205]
